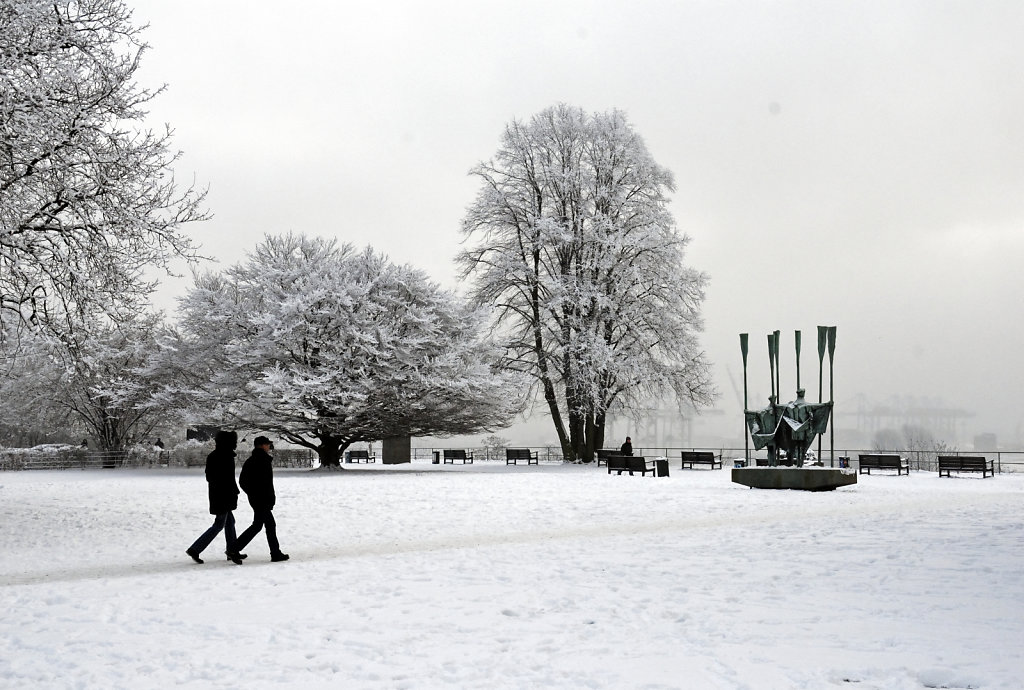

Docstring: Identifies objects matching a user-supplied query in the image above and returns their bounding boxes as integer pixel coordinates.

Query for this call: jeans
[189,512,237,554]
[235,508,280,554]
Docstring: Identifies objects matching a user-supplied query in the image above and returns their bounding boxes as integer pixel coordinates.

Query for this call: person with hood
[234,436,289,562]
[620,436,634,456]
[186,430,244,565]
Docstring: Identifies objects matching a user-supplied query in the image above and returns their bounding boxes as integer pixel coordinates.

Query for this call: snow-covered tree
[0,324,80,445]
[0,0,207,347]
[459,104,714,463]
[160,233,525,466]
[0,312,177,451]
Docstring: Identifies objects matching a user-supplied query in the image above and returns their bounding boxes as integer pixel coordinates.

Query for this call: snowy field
[1,462,1022,690]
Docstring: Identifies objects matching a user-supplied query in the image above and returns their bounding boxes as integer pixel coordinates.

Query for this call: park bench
[346,449,376,463]
[443,449,474,464]
[607,456,656,476]
[680,450,722,470]
[505,448,538,465]
[857,454,909,475]
[596,449,622,466]
[937,455,994,478]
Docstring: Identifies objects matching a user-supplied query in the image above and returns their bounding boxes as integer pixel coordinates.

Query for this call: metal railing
[3,445,1021,473]
[409,446,1024,473]
[623,447,1024,474]
[0,447,315,471]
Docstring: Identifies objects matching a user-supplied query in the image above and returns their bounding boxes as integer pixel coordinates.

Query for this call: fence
[618,447,1024,474]
[408,446,1024,473]
[0,447,315,471]
[3,445,1022,474]
[407,446,569,464]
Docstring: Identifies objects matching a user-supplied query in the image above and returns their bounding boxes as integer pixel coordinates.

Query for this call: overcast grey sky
[133,0,1024,445]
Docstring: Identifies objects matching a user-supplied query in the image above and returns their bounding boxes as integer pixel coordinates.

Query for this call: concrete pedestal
[731,466,857,491]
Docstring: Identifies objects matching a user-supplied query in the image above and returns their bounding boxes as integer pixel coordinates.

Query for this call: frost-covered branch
[0,0,208,349]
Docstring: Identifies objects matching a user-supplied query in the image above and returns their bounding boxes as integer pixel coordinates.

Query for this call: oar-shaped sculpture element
[740,333,749,463]
[828,326,837,464]
[773,330,781,404]
[794,330,802,393]
[817,326,827,461]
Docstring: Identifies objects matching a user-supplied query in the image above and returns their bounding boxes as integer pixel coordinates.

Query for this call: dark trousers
[189,512,237,554]
[235,507,280,554]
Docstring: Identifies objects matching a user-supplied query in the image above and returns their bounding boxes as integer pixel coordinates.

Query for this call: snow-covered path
[1,464,1021,689]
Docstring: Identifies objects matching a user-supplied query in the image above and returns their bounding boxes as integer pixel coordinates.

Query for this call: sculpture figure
[745,389,831,466]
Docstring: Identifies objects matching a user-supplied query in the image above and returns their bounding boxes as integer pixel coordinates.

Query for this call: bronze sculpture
[741,328,836,466]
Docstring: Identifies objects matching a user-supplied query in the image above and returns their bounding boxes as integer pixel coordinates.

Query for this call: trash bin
[432,451,440,464]
[655,459,669,477]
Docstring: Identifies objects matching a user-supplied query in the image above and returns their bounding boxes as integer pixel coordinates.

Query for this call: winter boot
[186,549,204,564]
[270,552,290,562]
[225,551,244,565]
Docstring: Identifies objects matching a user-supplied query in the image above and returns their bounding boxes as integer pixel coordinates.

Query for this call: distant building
[974,432,998,452]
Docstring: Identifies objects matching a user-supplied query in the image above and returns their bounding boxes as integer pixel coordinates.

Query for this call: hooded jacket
[205,431,240,515]
[239,447,276,510]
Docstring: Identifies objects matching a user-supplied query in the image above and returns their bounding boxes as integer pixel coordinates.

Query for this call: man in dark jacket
[234,436,289,562]
[620,436,633,456]
[186,430,243,565]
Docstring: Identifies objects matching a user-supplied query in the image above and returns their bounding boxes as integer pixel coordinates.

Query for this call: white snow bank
[1,463,1021,689]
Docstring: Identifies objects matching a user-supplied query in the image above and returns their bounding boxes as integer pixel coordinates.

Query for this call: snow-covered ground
[1,461,1021,689]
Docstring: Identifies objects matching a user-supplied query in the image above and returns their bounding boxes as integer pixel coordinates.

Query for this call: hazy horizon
[132,0,1024,446]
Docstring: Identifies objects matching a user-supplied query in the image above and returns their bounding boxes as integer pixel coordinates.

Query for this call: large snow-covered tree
[0,312,177,451]
[0,0,207,347]
[459,104,714,463]
[158,233,524,466]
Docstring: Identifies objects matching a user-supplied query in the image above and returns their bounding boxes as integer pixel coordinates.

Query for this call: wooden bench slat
[443,449,474,464]
[680,451,722,470]
[857,454,909,475]
[596,449,622,467]
[347,450,376,463]
[606,456,656,476]
[937,455,993,478]
[505,448,538,465]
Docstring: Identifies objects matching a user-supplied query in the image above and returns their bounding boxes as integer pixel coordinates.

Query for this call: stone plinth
[731,466,857,491]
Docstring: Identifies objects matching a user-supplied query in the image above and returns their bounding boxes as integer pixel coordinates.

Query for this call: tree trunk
[528,251,574,463]
[581,413,595,463]
[592,408,607,456]
[540,374,572,462]
[317,435,345,467]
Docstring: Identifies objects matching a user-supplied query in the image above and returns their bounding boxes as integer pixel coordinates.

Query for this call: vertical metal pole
[767,333,776,403]
[828,326,837,466]
[740,333,749,465]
